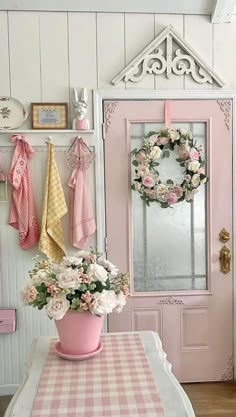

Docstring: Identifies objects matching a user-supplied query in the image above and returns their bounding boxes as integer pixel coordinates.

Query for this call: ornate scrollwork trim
[104,101,118,133]
[158,296,184,305]
[112,25,224,87]
[217,100,231,130]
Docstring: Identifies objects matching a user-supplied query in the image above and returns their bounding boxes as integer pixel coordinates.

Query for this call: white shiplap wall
[0,10,235,393]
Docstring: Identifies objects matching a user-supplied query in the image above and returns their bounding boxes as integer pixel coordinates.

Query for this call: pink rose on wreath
[184,174,191,182]
[198,167,205,175]
[142,176,155,188]
[166,192,178,205]
[173,185,183,198]
[159,136,170,145]
[136,150,146,162]
[148,135,158,144]
[190,148,199,160]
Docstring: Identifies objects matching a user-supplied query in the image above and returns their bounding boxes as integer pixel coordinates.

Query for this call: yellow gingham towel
[39,143,68,262]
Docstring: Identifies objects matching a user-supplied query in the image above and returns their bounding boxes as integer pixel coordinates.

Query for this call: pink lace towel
[8,135,40,249]
[68,138,96,249]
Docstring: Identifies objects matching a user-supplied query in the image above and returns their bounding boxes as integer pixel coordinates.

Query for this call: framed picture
[31,103,68,129]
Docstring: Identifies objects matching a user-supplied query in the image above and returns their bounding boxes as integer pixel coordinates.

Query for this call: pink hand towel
[68,138,96,248]
[8,135,40,249]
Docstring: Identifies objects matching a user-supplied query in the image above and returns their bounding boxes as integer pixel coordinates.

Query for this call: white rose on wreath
[131,128,208,208]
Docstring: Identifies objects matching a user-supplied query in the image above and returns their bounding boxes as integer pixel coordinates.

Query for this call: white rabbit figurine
[72,87,90,130]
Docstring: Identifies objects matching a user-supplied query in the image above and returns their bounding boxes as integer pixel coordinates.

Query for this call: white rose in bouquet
[98,257,119,277]
[90,290,117,316]
[46,296,70,320]
[114,291,127,313]
[57,270,81,289]
[88,263,108,284]
[63,256,83,267]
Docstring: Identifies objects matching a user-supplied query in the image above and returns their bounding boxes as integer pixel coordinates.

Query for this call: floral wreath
[131,128,208,208]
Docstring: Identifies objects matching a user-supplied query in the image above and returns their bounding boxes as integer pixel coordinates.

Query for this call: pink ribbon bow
[164,100,172,128]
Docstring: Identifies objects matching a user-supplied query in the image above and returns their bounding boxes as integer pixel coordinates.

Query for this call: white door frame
[93,89,236,378]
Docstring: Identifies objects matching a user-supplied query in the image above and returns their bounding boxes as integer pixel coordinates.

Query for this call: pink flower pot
[55,310,104,355]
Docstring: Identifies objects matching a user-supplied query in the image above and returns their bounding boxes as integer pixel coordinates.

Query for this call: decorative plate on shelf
[0,96,28,129]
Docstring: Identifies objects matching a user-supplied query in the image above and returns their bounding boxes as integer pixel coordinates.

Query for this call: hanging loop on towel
[64,137,95,170]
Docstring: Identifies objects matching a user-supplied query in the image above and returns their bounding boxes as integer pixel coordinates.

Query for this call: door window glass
[131,122,207,292]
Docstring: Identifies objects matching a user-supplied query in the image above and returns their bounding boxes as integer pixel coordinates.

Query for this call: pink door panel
[104,100,233,382]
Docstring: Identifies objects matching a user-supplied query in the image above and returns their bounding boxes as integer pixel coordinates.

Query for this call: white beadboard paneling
[0,12,10,95]
[213,16,236,89]
[154,14,184,90]
[8,12,41,128]
[97,13,125,89]
[125,13,155,90]
[68,12,97,128]
[39,12,70,102]
[184,15,213,90]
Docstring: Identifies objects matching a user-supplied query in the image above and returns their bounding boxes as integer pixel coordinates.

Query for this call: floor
[0,396,11,417]
[183,382,236,417]
[1,383,236,417]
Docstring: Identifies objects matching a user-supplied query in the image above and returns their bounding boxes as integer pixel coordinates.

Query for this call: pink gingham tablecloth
[31,333,165,417]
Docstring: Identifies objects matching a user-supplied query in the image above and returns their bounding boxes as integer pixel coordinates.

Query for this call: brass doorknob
[219,245,231,274]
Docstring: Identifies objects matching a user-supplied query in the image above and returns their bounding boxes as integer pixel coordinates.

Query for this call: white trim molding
[0,384,19,396]
[94,89,236,379]
[211,0,236,23]
[112,25,224,87]
[0,0,217,14]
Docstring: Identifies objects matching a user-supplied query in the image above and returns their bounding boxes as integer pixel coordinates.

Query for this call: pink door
[104,99,233,382]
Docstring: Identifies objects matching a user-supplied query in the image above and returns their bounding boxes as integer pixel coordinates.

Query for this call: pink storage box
[0,309,16,333]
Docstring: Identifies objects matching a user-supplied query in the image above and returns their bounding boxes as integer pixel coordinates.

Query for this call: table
[4,331,195,417]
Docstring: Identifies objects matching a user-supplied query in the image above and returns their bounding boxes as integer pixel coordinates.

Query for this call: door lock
[219,245,231,274]
[219,228,230,243]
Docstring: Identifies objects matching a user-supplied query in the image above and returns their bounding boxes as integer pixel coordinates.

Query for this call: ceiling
[0,0,236,23]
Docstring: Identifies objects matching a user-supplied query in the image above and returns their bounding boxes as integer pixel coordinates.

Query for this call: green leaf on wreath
[180,162,185,167]
[131,148,138,155]
[166,179,174,185]
[146,200,150,207]
[146,131,157,138]
[164,150,170,158]
[131,184,136,190]
[132,160,139,166]
[160,202,169,208]
[176,158,182,162]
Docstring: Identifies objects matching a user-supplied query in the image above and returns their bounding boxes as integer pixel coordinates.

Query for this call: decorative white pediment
[112,25,224,87]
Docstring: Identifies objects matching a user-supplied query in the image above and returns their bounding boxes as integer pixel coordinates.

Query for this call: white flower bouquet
[22,249,129,320]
